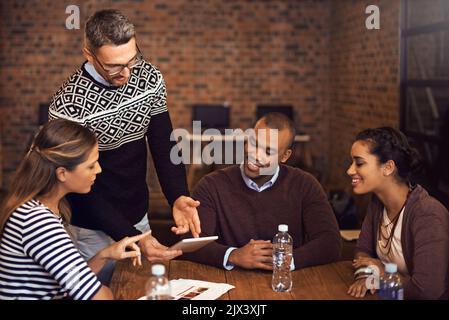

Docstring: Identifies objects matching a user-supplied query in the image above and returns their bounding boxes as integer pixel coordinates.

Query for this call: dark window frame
[400,0,449,207]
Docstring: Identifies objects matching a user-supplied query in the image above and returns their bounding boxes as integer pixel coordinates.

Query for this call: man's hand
[228,239,273,270]
[171,196,201,237]
[138,232,182,262]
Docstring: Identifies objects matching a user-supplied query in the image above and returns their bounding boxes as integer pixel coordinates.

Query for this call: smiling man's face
[243,120,293,185]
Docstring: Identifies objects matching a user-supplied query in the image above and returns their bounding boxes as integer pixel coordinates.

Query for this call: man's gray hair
[85,9,135,51]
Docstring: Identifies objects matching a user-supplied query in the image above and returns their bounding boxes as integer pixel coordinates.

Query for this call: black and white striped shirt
[0,200,102,300]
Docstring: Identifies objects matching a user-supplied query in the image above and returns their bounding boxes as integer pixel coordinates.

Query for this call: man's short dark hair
[85,9,135,52]
[258,112,296,148]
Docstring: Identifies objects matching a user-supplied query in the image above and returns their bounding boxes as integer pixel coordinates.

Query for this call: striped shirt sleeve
[20,208,102,300]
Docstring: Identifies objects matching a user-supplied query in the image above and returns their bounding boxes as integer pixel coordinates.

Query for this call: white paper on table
[138,279,234,300]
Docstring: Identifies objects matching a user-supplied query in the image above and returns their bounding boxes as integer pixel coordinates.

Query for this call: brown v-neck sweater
[183,164,341,269]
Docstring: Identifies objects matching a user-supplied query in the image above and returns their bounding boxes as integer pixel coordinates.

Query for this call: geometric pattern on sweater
[49,60,167,151]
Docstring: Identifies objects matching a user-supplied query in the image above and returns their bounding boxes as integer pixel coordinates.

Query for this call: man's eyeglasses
[90,45,143,77]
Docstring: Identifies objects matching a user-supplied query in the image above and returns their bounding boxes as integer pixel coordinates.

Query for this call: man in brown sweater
[183,113,341,270]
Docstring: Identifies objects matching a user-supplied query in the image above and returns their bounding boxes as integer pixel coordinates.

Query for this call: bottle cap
[385,263,397,273]
[152,264,165,276]
[278,224,288,232]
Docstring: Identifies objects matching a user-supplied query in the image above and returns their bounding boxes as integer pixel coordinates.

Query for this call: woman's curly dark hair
[355,127,423,184]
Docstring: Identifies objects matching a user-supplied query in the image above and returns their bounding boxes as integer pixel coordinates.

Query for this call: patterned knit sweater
[49,61,188,240]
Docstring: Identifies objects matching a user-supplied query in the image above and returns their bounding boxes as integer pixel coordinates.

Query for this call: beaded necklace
[377,188,412,256]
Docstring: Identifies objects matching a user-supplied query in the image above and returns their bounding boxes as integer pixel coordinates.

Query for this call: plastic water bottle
[145,264,172,300]
[378,263,404,300]
[272,224,293,292]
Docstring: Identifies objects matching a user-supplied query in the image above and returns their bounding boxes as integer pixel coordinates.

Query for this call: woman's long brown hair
[0,119,97,235]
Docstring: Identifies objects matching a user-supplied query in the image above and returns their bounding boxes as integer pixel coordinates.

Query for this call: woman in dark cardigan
[346,127,449,299]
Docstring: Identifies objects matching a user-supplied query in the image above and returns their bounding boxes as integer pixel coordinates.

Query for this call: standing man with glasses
[49,9,201,284]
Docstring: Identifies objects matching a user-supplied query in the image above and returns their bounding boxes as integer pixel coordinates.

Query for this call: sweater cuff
[168,192,190,208]
[110,225,141,242]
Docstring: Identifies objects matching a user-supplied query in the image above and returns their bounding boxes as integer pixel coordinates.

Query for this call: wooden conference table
[110,259,376,300]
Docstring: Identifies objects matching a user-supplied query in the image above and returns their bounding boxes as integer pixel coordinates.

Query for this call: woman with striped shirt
[0,119,147,300]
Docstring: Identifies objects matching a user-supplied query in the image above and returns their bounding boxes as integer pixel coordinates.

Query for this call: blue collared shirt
[84,62,112,87]
[239,163,280,193]
[223,164,295,271]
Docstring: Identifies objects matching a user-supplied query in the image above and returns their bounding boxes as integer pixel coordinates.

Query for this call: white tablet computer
[169,236,218,253]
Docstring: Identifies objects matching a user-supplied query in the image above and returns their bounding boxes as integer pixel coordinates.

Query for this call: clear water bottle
[378,263,404,300]
[145,264,172,300]
[272,224,293,292]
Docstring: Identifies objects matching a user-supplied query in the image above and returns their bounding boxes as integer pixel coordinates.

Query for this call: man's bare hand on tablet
[138,232,182,262]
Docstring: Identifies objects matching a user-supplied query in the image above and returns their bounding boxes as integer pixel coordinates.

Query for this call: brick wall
[0,0,331,189]
[328,0,401,190]
[0,0,86,188]
[0,0,402,198]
